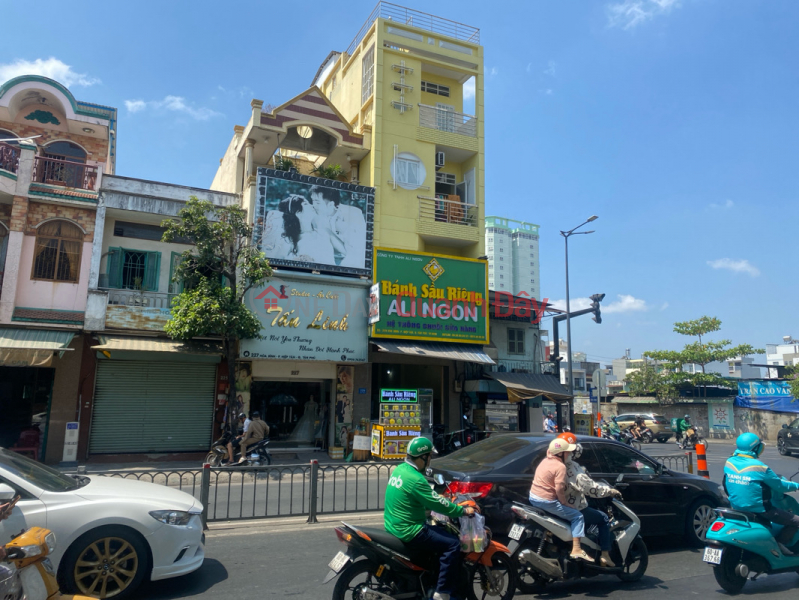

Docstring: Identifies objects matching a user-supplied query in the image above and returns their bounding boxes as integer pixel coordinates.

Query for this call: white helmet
[548,438,576,455]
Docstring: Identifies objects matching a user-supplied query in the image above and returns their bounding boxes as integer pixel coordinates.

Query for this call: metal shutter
[90,360,215,454]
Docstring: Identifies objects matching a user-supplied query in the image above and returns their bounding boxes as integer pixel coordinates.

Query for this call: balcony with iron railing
[491,359,537,374]
[346,2,480,56]
[101,288,174,331]
[418,104,477,138]
[32,156,99,192]
[0,142,20,176]
[416,195,480,246]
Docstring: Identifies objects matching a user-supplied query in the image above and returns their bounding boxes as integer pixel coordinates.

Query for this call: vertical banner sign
[372,248,489,344]
[709,402,734,430]
[336,366,355,446]
[369,283,380,325]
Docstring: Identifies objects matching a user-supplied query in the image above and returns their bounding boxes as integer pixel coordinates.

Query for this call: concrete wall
[45,334,84,464]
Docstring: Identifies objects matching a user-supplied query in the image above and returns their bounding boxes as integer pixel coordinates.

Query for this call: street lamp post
[561,215,598,431]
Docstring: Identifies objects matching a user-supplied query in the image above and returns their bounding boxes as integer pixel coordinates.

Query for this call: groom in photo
[309,185,366,268]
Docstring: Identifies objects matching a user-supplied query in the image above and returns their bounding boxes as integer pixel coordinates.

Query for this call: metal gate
[89,360,215,453]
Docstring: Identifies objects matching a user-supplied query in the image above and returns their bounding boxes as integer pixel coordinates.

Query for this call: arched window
[32,220,83,283]
[44,141,86,163]
[0,130,19,145]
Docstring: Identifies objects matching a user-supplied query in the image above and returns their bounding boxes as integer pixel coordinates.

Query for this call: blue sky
[2,0,796,367]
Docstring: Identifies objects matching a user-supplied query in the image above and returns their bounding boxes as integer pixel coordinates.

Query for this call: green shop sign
[371,248,489,344]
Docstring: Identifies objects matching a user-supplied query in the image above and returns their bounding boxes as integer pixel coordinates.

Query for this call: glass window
[790,418,799,429]
[577,444,604,474]
[391,152,426,190]
[32,220,83,282]
[444,434,536,468]
[0,447,81,492]
[508,328,525,354]
[598,444,657,475]
[44,141,86,162]
[361,45,375,104]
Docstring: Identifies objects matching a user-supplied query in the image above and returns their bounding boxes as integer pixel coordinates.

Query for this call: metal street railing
[418,104,477,137]
[652,452,694,474]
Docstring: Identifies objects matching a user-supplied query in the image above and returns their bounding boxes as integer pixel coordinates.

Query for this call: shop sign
[241,276,369,362]
[380,389,418,403]
[371,248,489,344]
[735,380,798,413]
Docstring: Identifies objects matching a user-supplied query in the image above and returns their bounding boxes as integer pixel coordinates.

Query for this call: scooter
[678,427,708,450]
[506,475,648,594]
[703,471,799,594]
[206,432,272,466]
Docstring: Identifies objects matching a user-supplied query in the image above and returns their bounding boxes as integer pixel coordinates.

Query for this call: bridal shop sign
[254,168,375,276]
[371,248,489,344]
[241,276,369,362]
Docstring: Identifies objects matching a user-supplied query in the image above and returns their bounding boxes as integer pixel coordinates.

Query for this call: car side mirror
[0,483,15,502]
[783,424,788,429]
[616,473,624,484]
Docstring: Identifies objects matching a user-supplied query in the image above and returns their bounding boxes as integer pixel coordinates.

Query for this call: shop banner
[242,276,369,362]
[709,401,734,429]
[336,366,354,446]
[371,248,489,344]
[735,380,799,413]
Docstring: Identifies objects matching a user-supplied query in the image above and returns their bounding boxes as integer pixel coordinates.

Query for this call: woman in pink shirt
[529,438,590,560]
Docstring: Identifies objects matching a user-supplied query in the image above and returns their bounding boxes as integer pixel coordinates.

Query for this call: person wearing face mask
[384,437,476,600]
[529,437,591,561]
[558,432,622,567]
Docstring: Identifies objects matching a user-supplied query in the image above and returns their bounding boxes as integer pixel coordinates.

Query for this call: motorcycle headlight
[45,532,56,554]
[149,510,192,526]
[17,544,42,558]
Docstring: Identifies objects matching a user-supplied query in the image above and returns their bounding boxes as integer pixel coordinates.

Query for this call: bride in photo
[276,194,335,264]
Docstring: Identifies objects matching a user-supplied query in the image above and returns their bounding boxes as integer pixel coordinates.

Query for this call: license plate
[703,547,722,564]
[328,551,350,573]
[509,524,525,540]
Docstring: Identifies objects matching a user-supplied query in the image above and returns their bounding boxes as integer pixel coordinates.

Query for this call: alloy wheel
[693,504,715,542]
[73,536,139,598]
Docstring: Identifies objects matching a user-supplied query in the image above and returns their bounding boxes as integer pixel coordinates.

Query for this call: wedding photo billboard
[254,167,375,276]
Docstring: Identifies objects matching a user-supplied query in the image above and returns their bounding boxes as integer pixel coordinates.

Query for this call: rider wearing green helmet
[384,436,476,600]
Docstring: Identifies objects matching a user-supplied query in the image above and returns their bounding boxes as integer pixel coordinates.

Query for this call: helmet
[684,414,691,419]
[549,438,576,455]
[573,443,583,459]
[238,413,246,419]
[611,416,617,422]
[407,436,437,458]
[251,411,260,419]
[558,432,578,445]
[736,432,764,456]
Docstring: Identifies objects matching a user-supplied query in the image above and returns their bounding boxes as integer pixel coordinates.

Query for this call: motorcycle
[2,527,93,600]
[638,426,655,444]
[506,475,648,594]
[703,471,799,594]
[322,476,517,599]
[678,426,708,450]
[432,419,492,457]
[205,431,272,466]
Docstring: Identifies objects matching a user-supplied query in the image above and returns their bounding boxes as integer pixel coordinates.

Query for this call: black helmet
[238,412,246,419]
[252,411,260,419]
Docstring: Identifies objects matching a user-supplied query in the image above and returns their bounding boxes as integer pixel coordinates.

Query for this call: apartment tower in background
[485,216,540,298]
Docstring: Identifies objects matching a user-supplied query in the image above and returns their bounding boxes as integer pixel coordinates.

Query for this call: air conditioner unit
[435,151,445,170]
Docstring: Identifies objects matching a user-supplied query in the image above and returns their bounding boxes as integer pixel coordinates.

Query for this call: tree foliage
[625,360,677,400]
[643,316,764,396]
[785,364,799,400]
[162,197,271,430]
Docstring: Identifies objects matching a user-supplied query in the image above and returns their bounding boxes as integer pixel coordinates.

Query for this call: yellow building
[211,2,485,258]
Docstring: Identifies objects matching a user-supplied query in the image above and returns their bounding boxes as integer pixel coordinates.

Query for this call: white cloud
[709,199,734,210]
[550,298,592,311]
[604,294,649,314]
[660,301,669,311]
[124,95,221,120]
[489,67,498,76]
[463,77,475,100]
[707,258,760,277]
[543,60,557,77]
[607,0,680,30]
[0,57,100,87]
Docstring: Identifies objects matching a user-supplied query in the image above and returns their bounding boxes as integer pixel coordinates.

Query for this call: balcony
[417,195,479,246]
[32,156,98,192]
[0,142,20,176]
[491,359,536,374]
[103,288,173,331]
[419,104,477,137]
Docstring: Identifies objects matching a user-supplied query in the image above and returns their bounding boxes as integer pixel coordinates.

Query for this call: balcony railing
[418,104,477,137]
[346,2,479,55]
[491,359,536,374]
[33,156,98,191]
[418,195,476,227]
[0,142,20,174]
[104,289,173,309]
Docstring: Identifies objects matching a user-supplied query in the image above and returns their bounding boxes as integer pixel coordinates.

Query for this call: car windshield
[0,447,81,492]
[444,434,540,467]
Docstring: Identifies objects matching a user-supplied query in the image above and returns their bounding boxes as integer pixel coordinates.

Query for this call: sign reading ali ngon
[371,248,489,344]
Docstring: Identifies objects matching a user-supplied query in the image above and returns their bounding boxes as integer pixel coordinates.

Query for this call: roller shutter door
[90,360,215,454]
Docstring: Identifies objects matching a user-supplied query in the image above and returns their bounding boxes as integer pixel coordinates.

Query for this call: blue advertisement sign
[735,380,798,413]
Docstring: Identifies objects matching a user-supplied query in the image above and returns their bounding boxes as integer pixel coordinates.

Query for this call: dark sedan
[428,433,727,546]
[777,417,799,456]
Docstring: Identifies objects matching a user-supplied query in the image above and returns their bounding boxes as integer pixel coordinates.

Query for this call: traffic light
[590,293,605,324]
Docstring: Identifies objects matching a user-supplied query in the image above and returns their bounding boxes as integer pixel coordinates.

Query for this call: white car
[0,448,204,599]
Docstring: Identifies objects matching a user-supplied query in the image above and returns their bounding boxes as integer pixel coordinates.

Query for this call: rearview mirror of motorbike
[790,471,799,482]
[434,474,445,486]
[0,484,15,502]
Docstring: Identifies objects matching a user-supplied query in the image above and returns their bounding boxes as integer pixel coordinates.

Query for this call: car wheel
[686,499,716,547]
[778,438,791,456]
[62,525,149,600]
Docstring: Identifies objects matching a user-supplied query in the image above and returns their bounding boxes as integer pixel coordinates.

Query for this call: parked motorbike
[2,526,93,600]
[323,477,517,599]
[678,426,708,450]
[432,419,492,456]
[205,431,272,466]
[703,471,799,594]
[506,475,648,594]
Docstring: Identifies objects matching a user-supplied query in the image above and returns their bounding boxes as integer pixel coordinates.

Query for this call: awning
[92,335,223,355]
[487,372,573,403]
[0,328,75,367]
[374,340,495,365]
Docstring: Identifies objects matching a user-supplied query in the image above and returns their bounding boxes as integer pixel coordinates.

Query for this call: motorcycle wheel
[713,548,746,594]
[332,560,394,600]
[631,439,642,452]
[697,438,709,449]
[642,431,653,444]
[466,552,517,600]
[515,540,549,594]
[205,452,223,467]
[261,451,272,466]
[616,536,648,582]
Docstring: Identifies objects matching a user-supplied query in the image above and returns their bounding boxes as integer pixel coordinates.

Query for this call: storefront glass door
[251,381,323,447]
[0,367,55,459]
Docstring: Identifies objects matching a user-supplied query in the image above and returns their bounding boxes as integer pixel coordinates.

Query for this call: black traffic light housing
[590,293,605,324]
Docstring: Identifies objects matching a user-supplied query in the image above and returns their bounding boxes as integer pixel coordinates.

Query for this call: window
[508,328,525,354]
[391,151,426,190]
[105,247,162,291]
[500,248,504,252]
[32,220,83,282]
[789,418,799,429]
[500,266,504,270]
[435,103,456,132]
[575,444,604,474]
[40,141,88,188]
[499,275,504,279]
[421,81,451,97]
[361,45,375,104]
[488,247,493,251]
[499,257,503,262]
[598,444,657,475]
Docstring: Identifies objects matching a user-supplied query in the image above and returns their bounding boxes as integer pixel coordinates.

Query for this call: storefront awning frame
[374,340,495,365]
[486,371,573,403]
[0,328,75,367]
[91,335,223,355]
